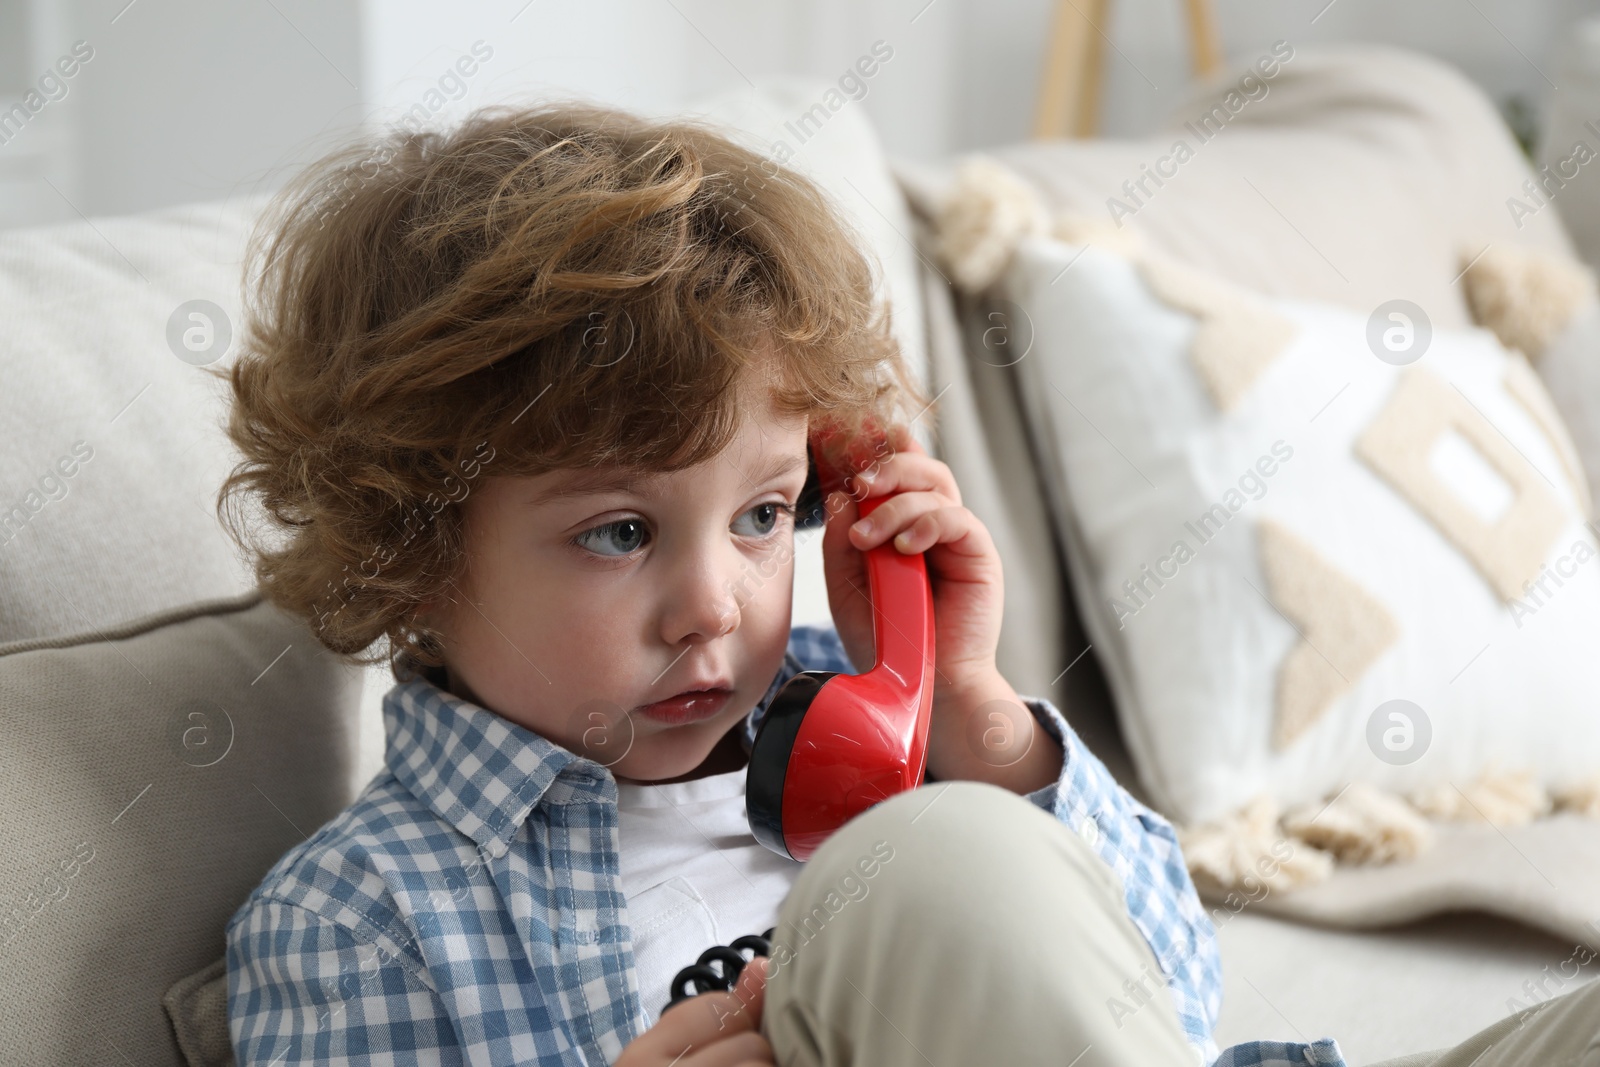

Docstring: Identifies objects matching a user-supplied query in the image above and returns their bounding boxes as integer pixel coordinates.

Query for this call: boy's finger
[886,506,993,558]
[641,981,763,1059]
[846,490,955,550]
[687,1031,776,1066]
[732,955,769,1021]
[850,451,961,507]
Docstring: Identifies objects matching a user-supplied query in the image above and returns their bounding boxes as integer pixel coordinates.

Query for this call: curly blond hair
[210,101,927,677]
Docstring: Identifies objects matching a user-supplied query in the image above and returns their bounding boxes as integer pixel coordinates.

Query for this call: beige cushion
[0,196,269,647]
[162,958,232,1067]
[0,594,361,1066]
[901,44,1575,328]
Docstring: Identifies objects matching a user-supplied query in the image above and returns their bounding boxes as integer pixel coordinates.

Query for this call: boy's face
[419,385,809,784]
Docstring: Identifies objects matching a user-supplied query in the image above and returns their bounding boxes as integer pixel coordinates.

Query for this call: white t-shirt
[615,766,802,1026]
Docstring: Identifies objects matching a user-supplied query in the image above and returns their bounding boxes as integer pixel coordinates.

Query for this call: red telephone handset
[745,429,936,861]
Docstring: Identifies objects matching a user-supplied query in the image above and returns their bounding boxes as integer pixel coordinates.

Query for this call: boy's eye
[732,502,793,538]
[575,519,649,557]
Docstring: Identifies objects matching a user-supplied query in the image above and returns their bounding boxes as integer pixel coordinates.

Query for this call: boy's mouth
[633,685,735,726]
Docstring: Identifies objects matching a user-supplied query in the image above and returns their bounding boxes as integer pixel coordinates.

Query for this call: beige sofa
[0,47,1588,1067]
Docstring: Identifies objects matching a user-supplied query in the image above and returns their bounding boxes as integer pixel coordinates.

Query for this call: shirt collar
[382,673,596,862]
[383,654,799,860]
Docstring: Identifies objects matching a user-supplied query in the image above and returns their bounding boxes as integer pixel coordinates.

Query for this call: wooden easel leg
[1183,0,1223,79]
[1033,0,1107,139]
[1032,0,1223,140]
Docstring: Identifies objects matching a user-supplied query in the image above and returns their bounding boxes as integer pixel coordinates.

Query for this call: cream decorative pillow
[998,235,1600,888]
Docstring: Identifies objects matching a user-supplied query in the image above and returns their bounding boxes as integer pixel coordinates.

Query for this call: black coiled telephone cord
[661,927,776,1018]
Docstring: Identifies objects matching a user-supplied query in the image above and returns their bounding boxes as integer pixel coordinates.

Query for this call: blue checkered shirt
[226,624,1348,1067]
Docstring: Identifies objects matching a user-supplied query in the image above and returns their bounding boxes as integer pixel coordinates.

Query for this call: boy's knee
[801,780,1112,917]
[828,779,1065,860]
[773,779,1144,989]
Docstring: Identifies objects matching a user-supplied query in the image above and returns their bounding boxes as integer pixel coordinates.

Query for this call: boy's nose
[660,553,744,645]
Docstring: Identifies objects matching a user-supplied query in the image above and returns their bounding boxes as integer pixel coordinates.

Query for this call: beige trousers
[759,780,1600,1067]
[1366,981,1600,1067]
[760,779,1199,1066]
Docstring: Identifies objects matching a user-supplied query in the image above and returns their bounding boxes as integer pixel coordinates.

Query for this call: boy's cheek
[465,550,790,736]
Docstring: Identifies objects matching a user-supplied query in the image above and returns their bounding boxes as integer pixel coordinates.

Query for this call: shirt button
[1077,813,1100,846]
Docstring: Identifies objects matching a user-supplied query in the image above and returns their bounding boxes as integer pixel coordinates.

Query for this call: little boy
[216,101,1225,1066]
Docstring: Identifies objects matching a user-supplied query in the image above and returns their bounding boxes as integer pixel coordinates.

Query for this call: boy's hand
[820,438,1060,793]
[617,957,773,1066]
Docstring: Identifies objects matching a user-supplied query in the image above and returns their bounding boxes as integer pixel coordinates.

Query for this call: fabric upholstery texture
[0,196,269,645]
[162,958,233,1067]
[0,593,361,1066]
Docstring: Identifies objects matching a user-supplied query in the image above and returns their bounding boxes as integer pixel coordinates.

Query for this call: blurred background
[2,0,1597,230]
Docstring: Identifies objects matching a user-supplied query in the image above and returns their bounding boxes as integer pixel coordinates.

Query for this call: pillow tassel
[1553,773,1600,819]
[1281,780,1434,866]
[1177,794,1334,894]
[935,156,1052,293]
[1178,770,1597,896]
[1458,242,1597,360]
[933,157,1144,293]
[1408,761,1553,826]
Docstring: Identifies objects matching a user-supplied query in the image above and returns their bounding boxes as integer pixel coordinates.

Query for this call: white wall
[351,0,1600,165]
[1087,0,1592,145]
[1,0,364,228]
[0,0,1594,229]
